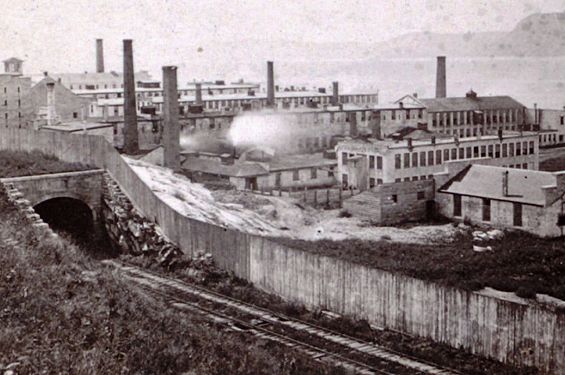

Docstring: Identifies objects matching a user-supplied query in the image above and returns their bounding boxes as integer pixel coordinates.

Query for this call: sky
[2,0,564,79]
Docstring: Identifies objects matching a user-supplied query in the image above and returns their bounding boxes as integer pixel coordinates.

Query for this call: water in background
[219,56,565,110]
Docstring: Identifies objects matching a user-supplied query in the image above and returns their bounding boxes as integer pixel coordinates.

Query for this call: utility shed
[437,164,565,237]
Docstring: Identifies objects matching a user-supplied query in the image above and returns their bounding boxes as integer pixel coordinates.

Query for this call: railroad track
[103,259,460,375]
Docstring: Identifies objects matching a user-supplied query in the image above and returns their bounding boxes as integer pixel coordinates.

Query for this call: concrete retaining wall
[0,128,563,374]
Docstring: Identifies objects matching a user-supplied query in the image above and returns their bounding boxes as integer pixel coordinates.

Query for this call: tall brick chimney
[331,81,339,106]
[96,39,104,73]
[267,61,275,107]
[195,82,203,105]
[123,39,139,154]
[436,56,446,98]
[162,66,180,171]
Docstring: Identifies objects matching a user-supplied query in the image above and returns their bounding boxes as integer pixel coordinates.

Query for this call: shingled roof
[420,95,525,112]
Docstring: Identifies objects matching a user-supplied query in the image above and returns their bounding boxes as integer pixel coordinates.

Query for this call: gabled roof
[3,57,23,63]
[439,164,557,206]
[420,95,525,112]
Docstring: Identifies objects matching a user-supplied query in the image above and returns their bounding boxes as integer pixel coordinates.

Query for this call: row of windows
[438,125,519,138]
[342,153,384,170]
[453,195,522,226]
[394,141,536,169]
[3,99,21,107]
[291,167,330,181]
[2,112,23,119]
[2,87,21,94]
[383,109,424,121]
[432,109,519,127]
[394,174,434,183]
[540,133,564,144]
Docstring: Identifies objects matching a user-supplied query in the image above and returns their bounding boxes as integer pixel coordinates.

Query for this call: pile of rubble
[472,229,504,252]
[102,174,183,268]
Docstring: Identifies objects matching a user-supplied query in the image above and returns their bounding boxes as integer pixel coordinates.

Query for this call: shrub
[516,286,538,299]
[338,209,352,218]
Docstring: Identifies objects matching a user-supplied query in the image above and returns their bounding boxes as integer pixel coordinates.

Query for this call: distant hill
[368,12,565,57]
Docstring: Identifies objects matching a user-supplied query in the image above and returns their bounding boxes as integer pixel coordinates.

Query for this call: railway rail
[103,259,461,375]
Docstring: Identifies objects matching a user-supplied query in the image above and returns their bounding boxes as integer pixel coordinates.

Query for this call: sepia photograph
[1,0,564,374]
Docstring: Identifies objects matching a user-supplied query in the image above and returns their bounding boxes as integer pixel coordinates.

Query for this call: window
[509,143,514,156]
[482,198,491,221]
[404,177,410,182]
[529,141,534,154]
[513,203,522,226]
[561,115,564,125]
[369,155,375,169]
[73,112,78,119]
[293,170,299,181]
[328,167,334,177]
[459,148,464,159]
[3,87,6,93]
[523,163,528,169]
[451,148,457,160]
[377,178,383,185]
[516,142,522,156]
[412,152,418,167]
[412,176,418,181]
[436,150,442,164]
[391,194,398,203]
[453,195,462,217]
[369,178,375,188]
[417,191,425,200]
[428,150,434,165]
[395,178,401,182]
[342,174,348,187]
[342,152,348,164]
[392,110,396,120]
[488,144,494,157]
[502,143,508,157]
[376,156,382,170]
[495,144,501,158]
[443,149,449,162]
[3,100,7,106]
[395,154,401,169]
[310,168,317,179]
[420,151,426,166]
[523,141,528,155]
[403,153,410,168]
[466,147,472,159]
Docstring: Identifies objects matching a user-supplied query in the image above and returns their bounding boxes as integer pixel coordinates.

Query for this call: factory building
[436,164,565,238]
[0,58,32,128]
[28,74,92,127]
[335,131,539,190]
[526,106,565,147]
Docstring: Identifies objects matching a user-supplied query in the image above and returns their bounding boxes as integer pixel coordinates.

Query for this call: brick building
[0,58,32,128]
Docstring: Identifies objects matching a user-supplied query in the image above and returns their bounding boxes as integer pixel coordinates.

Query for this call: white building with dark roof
[436,164,565,237]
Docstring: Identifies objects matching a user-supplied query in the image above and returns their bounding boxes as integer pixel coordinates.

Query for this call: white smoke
[227,112,299,149]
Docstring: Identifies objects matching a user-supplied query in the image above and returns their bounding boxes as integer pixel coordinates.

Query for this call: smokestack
[436,56,446,98]
[267,61,275,107]
[96,39,104,73]
[162,66,181,171]
[348,112,358,137]
[123,39,139,154]
[195,82,203,105]
[46,82,57,126]
[331,81,339,106]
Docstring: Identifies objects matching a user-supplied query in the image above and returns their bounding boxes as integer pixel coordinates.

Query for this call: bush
[516,286,538,299]
[338,209,352,218]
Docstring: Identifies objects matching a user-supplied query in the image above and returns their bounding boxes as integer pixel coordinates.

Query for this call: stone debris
[102,174,183,267]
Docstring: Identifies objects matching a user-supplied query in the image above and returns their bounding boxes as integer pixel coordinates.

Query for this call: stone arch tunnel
[33,196,95,242]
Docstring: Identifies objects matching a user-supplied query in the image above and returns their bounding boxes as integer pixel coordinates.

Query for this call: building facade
[0,58,32,128]
[336,132,540,190]
[436,164,565,238]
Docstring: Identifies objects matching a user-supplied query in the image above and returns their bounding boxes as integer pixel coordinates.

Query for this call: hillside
[368,12,565,57]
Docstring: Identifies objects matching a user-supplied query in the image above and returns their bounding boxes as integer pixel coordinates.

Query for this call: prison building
[335,131,540,190]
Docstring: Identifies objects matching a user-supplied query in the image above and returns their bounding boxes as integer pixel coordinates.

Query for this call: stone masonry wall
[101,173,182,266]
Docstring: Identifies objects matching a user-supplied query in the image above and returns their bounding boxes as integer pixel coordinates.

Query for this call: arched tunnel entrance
[33,197,114,257]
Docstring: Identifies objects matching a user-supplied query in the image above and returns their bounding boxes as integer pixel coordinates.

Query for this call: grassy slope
[0,188,335,375]
[0,150,91,178]
[273,230,565,301]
